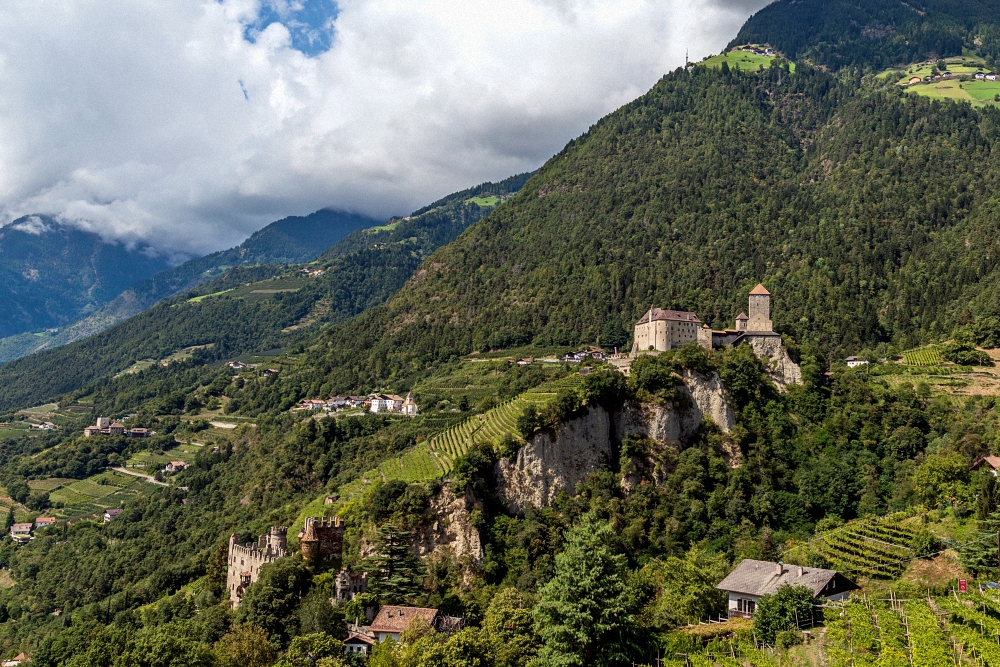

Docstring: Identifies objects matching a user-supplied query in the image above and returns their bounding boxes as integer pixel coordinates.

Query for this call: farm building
[716,559,857,618]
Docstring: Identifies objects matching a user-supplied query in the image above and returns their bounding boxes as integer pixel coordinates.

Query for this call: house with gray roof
[715,559,857,618]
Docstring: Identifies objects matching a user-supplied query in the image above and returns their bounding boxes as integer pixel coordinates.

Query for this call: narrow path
[109,467,168,486]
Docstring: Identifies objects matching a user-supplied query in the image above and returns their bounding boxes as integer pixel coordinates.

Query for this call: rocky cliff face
[495,370,738,512]
[749,336,802,389]
[411,484,483,564]
[496,406,613,514]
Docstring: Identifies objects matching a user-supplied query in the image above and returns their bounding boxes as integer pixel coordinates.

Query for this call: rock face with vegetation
[748,337,803,390]
[496,405,613,513]
[498,369,736,512]
[410,484,483,564]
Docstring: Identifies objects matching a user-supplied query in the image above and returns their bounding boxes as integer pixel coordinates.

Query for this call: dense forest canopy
[2,3,1000,666]
[733,0,1000,70]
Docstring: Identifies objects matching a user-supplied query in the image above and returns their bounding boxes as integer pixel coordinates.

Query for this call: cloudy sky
[0,0,770,257]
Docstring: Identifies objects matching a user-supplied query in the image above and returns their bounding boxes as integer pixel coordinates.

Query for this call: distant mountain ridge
[0,174,531,411]
[0,208,378,363]
[0,217,171,339]
[733,0,1000,70]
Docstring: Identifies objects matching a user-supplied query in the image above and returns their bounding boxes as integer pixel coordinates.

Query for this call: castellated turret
[226,526,289,608]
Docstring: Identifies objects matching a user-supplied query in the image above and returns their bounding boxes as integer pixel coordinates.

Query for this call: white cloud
[0,0,769,256]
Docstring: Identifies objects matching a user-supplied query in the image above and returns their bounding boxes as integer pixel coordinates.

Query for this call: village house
[84,417,147,438]
[716,559,857,618]
[9,523,32,543]
[298,399,326,411]
[971,456,1000,475]
[988,72,999,81]
[845,356,868,368]
[324,494,339,506]
[364,606,464,643]
[369,394,404,413]
[226,361,246,370]
[34,517,56,530]
[164,461,188,473]
[103,508,124,523]
[344,632,376,655]
[31,422,56,431]
[1,653,30,667]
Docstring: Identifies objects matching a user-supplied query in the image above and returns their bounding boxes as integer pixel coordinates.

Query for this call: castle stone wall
[226,527,288,608]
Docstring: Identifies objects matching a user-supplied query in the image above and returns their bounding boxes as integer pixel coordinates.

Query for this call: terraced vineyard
[903,347,943,366]
[802,515,918,579]
[336,375,584,500]
[45,470,159,521]
[824,594,1000,667]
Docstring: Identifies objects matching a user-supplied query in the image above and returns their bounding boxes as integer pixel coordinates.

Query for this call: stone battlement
[226,526,288,607]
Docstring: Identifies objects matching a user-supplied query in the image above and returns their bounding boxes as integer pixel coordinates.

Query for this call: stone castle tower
[745,284,772,332]
[298,516,345,562]
[226,526,288,607]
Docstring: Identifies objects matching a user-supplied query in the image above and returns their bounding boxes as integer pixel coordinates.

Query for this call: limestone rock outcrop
[495,370,738,513]
[496,406,613,514]
[411,484,483,563]
[748,336,803,390]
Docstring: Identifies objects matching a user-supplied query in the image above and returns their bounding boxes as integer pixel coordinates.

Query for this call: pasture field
[468,196,500,207]
[125,442,202,469]
[701,50,795,72]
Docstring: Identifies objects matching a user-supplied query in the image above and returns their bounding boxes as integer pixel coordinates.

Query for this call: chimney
[797,565,804,577]
[775,562,783,575]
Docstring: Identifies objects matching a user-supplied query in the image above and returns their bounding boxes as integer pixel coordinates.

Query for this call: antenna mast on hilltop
[685,48,689,69]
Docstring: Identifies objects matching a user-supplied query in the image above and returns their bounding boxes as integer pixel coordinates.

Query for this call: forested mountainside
[267,62,1000,399]
[0,175,529,412]
[7,4,1000,667]
[733,0,1000,70]
[0,218,170,339]
[0,209,378,364]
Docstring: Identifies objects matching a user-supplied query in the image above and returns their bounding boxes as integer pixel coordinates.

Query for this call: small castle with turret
[298,516,346,562]
[227,526,288,607]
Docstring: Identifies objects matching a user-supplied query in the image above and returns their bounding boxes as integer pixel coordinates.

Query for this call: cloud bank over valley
[0,0,770,256]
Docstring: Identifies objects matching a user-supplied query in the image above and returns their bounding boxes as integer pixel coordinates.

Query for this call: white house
[715,559,857,618]
[369,394,404,413]
[402,393,419,416]
[845,356,869,368]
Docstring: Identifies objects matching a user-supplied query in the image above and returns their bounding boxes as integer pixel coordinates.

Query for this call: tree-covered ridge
[0,175,530,413]
[732,0,1000,71]
[274,63,1000,397]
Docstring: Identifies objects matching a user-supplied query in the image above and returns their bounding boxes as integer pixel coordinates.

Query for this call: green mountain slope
[0,209,378,364]
[0,218,170,339]
[733,0,1000,70]
[0,175,530,412]
[278,63,1000,396]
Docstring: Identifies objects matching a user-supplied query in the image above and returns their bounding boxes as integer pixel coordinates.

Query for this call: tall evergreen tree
[360,525,426,604]
[532,513,642,667]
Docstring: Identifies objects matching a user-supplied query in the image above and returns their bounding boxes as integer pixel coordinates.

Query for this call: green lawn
[126,443,202,469]
[700,51,794,73]
[187,288,234,303]
[468,196,500,207]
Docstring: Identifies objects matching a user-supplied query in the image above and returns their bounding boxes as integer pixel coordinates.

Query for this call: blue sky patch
[244,0,339,57]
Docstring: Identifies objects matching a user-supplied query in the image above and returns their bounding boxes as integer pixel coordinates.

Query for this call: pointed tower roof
[749,284,770,296]
[403,392,416,405]
[736,312,749,320]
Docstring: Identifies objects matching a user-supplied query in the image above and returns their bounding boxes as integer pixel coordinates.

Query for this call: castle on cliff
[630,284,802,388]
